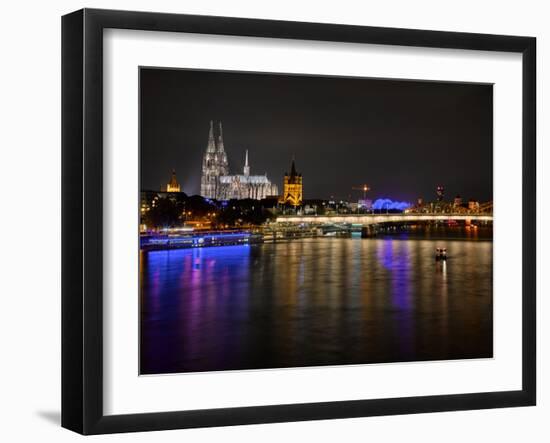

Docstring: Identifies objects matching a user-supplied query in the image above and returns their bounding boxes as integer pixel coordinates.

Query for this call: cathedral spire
[243,149,250,176]
[206,120,216,152]
[217,121,225,153]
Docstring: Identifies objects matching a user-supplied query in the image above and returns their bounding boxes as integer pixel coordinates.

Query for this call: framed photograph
[62,8,536,434]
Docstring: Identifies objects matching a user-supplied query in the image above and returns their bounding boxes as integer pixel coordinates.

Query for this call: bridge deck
[275,213,493,225]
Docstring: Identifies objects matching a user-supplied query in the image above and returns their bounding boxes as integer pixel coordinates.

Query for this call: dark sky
[140,68,492,203]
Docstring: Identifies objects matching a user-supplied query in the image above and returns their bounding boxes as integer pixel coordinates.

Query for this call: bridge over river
[275,213,493,226]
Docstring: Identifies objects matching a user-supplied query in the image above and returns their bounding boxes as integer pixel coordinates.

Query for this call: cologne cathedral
[200,121,278,200]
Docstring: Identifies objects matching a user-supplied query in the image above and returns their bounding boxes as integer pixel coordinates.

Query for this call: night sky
[140,68,492,203]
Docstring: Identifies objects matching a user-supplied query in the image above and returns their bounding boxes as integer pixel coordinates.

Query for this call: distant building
[453,195,462,207]
[358,199,372,210]
[436,185,445,202]
[200,121,278,200]
[161,169,181,193]
[468,199,480,211]
[280,158,303,206]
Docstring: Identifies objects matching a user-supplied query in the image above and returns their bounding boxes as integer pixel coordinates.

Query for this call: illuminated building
[161,169,181,193]
[200,121,229,198]
[218,149,279,200]
[436,185,445,201]
[200,121,278,200]
[372,198,411,211]
[358,199,372,210]
[453,195,462,207]
[280,158,303,206]
[468,199,480,211]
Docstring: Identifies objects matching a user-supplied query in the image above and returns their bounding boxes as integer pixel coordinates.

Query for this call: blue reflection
[377,240,412,307]
[376,239,414,356]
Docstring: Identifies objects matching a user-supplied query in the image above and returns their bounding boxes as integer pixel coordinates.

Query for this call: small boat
[435,247,447,260]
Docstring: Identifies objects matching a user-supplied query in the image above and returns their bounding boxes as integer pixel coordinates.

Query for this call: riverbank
[140,224,493,251]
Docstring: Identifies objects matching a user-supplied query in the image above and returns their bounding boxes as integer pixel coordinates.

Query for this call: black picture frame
[62,8,536,435]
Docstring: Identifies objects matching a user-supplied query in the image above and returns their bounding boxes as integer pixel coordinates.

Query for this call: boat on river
[435,247,447,260]
[140,229,263,250]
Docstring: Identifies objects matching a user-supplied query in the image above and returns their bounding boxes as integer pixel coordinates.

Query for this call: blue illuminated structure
[372,198,411,211]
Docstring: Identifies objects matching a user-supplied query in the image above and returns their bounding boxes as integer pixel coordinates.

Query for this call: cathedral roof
[219,174,273,185]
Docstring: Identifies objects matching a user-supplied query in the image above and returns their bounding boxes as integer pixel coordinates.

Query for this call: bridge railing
[274,212,493,224]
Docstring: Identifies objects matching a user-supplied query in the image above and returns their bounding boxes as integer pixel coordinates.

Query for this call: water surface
[140,236,492,374]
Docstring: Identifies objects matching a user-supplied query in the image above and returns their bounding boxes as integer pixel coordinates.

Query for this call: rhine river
[140,230,493,374]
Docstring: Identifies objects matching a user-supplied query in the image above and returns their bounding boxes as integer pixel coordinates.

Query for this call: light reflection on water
[140,237,492,374]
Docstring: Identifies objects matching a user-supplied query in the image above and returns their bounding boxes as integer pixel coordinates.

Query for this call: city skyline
[139,67,494,376]
[140,68,493,202]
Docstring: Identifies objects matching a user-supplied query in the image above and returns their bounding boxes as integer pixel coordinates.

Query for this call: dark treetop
[140,68,492,202]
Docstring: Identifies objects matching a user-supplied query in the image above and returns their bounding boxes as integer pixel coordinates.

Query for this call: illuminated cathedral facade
[200,121,278,200]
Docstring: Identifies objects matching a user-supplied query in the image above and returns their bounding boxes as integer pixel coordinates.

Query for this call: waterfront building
[200,121,278,200]
[280,158,303,206]
[468,199,480,211]
[358,198,373,210]
[453,195,463,207]
[161,169,181,193]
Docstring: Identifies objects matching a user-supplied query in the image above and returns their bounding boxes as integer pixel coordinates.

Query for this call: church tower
[216,122,229,176]
[280,157,303,206]
[200,121,228,198]
[165,169,181,192]
[243,150,250,177]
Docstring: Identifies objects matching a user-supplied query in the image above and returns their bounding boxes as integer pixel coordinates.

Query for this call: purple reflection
[376,239,414,356]
[140,246,252,374]
[377,240,413,309]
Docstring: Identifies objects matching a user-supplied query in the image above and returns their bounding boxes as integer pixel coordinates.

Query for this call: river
[140,231,493,374]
